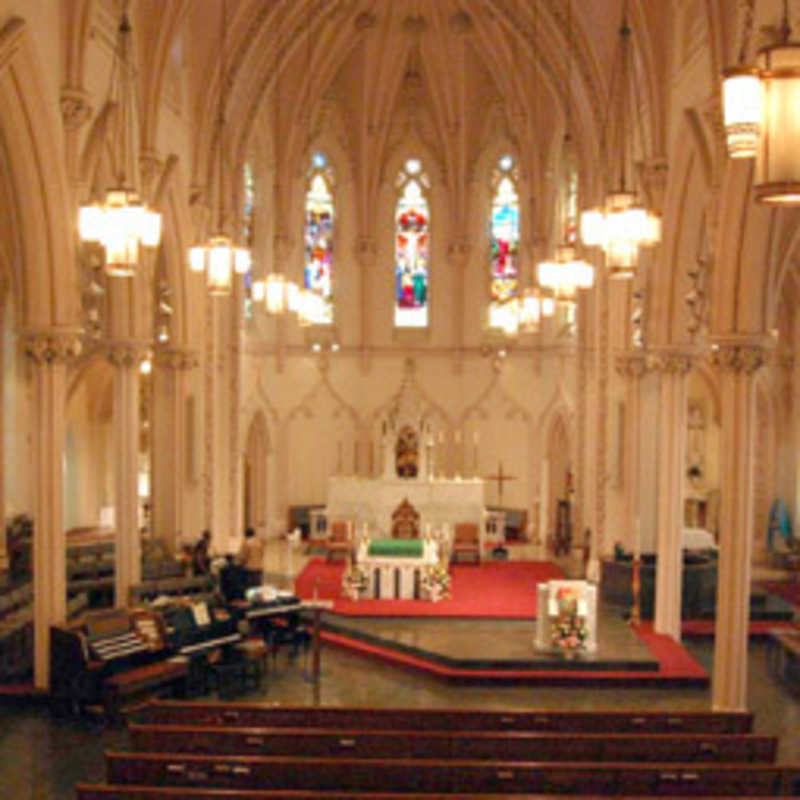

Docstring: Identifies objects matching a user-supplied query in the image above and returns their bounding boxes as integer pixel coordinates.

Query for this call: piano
[50,607,183,716]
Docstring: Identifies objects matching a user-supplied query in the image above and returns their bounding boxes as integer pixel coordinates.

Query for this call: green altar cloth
[367,539,424,558]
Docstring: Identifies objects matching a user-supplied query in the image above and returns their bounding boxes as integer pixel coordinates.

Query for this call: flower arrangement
[341,563,368,600]
[550,586,588,655]
[421,562,451,602]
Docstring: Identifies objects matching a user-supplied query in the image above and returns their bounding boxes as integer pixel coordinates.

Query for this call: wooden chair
[325,520,351,562]
[451,522,481,563]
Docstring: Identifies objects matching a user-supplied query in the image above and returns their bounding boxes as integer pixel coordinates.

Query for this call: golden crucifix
[485,461,517,506]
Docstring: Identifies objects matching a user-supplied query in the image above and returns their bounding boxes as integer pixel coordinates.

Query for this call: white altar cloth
[327,476,484,537]
[357,539,438,599]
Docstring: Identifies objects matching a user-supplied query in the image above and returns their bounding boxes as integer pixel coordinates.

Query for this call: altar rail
[128,724,777,763]
[131,701,754,733]
[105,752,800,795]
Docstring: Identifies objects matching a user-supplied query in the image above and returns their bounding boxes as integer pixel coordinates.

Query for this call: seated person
[191,530,212,576]
[237,527,265,587]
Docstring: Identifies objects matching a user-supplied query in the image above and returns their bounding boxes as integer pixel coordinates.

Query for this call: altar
[327,475,484,537]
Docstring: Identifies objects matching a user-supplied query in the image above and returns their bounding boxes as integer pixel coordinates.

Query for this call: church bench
[76,787,795,800]
[103,660,189,724]
[132,701,754,734]
[128,724,777,764]
[105,753,800,796]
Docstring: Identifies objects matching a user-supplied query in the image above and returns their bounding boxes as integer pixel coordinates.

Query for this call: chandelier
[579,7,660,278]
[722,0,800,204]
[537,245,594,303]
[79,10,161,275]
[188,0,250,294]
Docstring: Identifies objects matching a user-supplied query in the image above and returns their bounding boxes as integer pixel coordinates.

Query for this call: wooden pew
[105,752,800,796]
[132,701,754,734]
[77,786,795,800]
[128,723,778,764]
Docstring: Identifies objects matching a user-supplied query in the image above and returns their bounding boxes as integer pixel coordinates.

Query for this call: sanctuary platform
[294,559,710,687]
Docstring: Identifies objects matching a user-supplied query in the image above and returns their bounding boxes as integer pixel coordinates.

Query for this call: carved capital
[710,341,770,373]
[154,347,199,371]
[646,349,694,374]
[447,239,471,268]
[354,11,376,31]
[59,87,92,131]
[354,236,376,266]
[23,329,82,365]
[614,352,647,379]
[139,149,162,196]
[106,340,149,368]
[640,158,669,212]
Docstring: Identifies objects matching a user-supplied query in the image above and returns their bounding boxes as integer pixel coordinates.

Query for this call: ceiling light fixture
[78,5,161,275]
[579,1,660,278]
[187,0,250,293]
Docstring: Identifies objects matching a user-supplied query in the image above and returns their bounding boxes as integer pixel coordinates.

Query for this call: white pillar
[108,342,145,607]
[649,352,692,640]
[615,353,647,558]
[711,341,767,711]
[152,348,197,552]
[24,331,81,689]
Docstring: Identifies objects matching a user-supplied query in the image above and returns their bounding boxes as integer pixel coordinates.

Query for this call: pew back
[105,752,800,796]
[128,724,778,763]
[132,702,754,734]
[77,786,794,800]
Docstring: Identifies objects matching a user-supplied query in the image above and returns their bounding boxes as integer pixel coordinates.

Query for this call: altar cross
[485,461,517,506]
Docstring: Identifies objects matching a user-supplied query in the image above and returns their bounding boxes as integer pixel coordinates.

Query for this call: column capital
[106,339,149,368]
[447,239,471,268]
[614,351,647,379]
[353,236,376,266]
[22,329,83,365]
[710,338,770,373]
[153,347,199,371]
[645,348,694,375]
[59,86,92,132]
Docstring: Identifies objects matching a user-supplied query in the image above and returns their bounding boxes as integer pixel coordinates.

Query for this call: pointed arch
[0,18,79,329]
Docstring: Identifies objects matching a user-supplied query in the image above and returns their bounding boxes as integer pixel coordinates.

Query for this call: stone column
[23,330,81,689]
[355,237,375,373]
[711,340,768,711]
[152,348,198,553]
[108,341,147,607]
[615,352,647,555]
[448,239,470,373]
[649,350,692,641]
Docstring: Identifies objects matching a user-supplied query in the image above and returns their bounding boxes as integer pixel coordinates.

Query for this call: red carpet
[681,619,800,636]
[295,559,564,619]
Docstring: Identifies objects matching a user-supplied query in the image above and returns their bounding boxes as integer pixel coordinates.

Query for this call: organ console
[50,593,310,717]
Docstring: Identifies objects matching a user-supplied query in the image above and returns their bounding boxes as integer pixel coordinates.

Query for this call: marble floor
[1,537,799,799]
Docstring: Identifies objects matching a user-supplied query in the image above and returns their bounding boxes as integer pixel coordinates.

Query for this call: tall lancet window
[243,161,255,318]
[395,158,430,328]
[304,151,335,325]
[489,154,520,329]
[560,141,578,245]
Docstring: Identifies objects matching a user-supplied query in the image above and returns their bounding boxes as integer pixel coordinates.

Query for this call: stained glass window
[395,158,430,328]
[303,151,334,324]
[489,155,520,329]
[243,161,255,319]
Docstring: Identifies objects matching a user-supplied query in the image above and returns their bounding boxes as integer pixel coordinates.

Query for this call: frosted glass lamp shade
[754,43,800,204]
[580,208,605,246]
[722,68,761,158]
